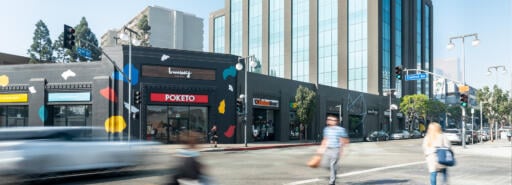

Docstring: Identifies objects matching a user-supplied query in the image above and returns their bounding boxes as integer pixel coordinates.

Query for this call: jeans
[430,168,447,185]
[324,148,340,185]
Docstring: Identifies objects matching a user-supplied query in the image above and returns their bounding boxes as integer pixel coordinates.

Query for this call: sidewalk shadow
[346,179,410,185]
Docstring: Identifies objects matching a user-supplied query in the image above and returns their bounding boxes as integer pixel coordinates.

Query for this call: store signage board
[142,65,216,80]
[0,93,28,103]
[48,92,91,102]
[150,93,208,104]
[253,98,279,108]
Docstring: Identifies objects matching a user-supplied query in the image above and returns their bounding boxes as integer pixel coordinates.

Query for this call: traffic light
[459,94,469,107]
[63,24,75,50]
[134,91,141,105]
[236,100,243,114]
[394,66,402,80]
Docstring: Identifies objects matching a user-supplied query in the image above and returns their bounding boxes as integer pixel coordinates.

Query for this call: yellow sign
[104,116,127,133]
[458,85,469,92]
[0,93,28,103]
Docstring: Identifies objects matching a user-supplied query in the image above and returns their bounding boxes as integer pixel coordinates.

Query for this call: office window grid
[416,0,422,94]
[348,0,368,92]
[292,0,310,82]
[382,0,391,91]
[230,0,243,56]
[269,0,285,78]
[395,0,402,96]
[214,16,225,53]
[318,0,338,87]
[424,4,430,97]
[249,0,263,73]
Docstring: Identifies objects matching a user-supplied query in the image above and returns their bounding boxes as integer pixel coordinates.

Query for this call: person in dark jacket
[169,131,213,185]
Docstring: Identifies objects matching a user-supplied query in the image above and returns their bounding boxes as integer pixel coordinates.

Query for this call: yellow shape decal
[0,75,9,87]
[218,99,226,114]
[0,93,28,103]
[104,116,127,133]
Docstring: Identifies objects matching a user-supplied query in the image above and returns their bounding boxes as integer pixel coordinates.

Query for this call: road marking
[283,161,426,185]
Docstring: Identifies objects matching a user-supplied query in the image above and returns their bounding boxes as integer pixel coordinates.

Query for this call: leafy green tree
[52,32,70,63]
[295,85,317,140]
[399,94,428,130]
[137,14,151,47]
[476,85,510,141]
[425,99,446,123]
[27,20,53,63]
[70,17,101,62]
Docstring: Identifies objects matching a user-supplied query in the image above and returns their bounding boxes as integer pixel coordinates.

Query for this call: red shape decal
[224,125,236,138]
[100,87,117,102]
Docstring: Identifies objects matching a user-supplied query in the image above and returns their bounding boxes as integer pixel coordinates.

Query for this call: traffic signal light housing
[459,94,469,107]
[236,100,243,114]
[134,91,141,105]
[394,66,402,80]
[63,24,75,50]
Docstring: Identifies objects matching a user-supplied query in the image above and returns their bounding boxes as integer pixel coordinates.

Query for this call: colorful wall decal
[112,63,139,86]
[0,75,9,87]
[100,87,118,102]
[104,116,127,133]
[28,86,36,94]
[38,106,47,122]
[61,69,76,80]
[161,54,170,61]
[218,99,226,114]
[222,66,237,80]
[224,125,236,138]
[124,102,140,113]
[228,84,233,92]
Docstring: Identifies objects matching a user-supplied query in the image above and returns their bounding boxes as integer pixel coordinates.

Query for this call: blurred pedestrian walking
[317,114,349,185]
[422,122,451,185]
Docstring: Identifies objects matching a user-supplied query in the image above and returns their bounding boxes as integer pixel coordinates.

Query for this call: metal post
[128,31,132,142]
[462,108,466,148]
[480,101,483,143]
[471,108,474,144]
[244,59,248,147]
[389,92,392,127]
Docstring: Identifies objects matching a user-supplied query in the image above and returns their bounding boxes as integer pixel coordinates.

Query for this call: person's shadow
[346,179,410,185]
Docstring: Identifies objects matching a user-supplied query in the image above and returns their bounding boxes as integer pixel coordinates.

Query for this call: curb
[202,143,318,152]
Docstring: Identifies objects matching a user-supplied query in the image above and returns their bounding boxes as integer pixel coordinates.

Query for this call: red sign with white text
[150,93,209,104]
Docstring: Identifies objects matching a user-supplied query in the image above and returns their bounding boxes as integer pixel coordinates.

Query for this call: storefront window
[147,105,208,144]
[147,105,168,142]
[0,106,28,127]
[348,115,363,138]
[48,105,91,126]
[289,112,300,140]
[252,109,275,141]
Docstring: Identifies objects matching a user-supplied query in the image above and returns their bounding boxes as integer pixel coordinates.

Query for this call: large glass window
[394,0,402,96]
[348,0,368,92]
[424,5,430,97]
[249,0,263,73]
[214,16,225,53]
[292,0,310,82]
[269,0,285,78]
[0,106,28,127]
[230,0,243,56]
[318,0,338,87]
[416,0,422,94]
[382,0,391,91]
[48,105,91,127]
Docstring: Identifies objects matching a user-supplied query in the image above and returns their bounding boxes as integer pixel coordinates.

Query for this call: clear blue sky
[0,0,510,91]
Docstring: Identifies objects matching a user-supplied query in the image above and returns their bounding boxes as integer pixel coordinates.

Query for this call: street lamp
[447,33,479,149]
[236,55,257,147]
[383,89,398,132]
[487,65,507,141]
[119,26,141,142]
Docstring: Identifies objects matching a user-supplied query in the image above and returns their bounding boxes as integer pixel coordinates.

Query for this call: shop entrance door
[168,118,189,144]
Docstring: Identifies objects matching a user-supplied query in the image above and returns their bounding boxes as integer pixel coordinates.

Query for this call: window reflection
[0,106,28,127]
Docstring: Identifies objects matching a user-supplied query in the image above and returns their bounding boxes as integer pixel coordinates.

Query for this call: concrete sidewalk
[150,141,319,153]
[452,139,512,158]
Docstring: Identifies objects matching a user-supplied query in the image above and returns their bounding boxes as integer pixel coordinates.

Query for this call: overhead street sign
[77,47,92,59]
[458,85,469,92]
[405,73,427,81]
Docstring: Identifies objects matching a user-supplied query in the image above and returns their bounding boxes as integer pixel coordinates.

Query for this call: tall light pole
[383,89,397,132]
[447,33,479,148]
[236,55,257,147]
[480,101,483,143]
[119,26,141,142]
[487,65,507,141]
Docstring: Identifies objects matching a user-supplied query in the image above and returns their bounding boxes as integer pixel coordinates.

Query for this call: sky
[0,0,510,92]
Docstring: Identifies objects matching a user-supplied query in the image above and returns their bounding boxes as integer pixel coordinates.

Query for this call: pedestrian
[300,123,305,140]
[507,129,512,143]
[317,114,350,185]
[210,125,218,148]
[422,122,451,185]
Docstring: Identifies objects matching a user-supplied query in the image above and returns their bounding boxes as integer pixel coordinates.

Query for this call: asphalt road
[10,139,512,185]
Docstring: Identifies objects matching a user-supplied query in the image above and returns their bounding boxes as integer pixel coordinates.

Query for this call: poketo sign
[150,93,208,104]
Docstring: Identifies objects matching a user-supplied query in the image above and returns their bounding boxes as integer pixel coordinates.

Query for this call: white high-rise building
[101,6,203,51]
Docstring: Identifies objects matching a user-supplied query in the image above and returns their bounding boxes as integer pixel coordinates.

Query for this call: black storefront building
[0,46,404,144]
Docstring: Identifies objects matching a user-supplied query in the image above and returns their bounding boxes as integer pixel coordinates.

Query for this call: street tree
[476,85,510,141]
[295,85,317,140]
[70,17,101,62]
[52,32,71,63]
[27,20,53,63]
[425,99,446,123]
[399,94,428,130]
[137,14,151,47]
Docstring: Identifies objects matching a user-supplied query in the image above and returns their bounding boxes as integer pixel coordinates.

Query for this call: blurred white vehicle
[0,127,159,178]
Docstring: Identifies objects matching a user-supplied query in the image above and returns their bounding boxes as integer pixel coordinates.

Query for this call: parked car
[390,130,410,140]
[410,130,423,138]
[366,130,389,142]
[444,128,471,145]
[0,127,159,178]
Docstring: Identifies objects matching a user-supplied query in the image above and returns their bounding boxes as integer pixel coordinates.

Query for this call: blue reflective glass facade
[416,0,422,94]
[394,0,402,95]
[382,0,391,91]
[424,4,430,97]
[292,0,309,82]
[249,0,262,73]
[318,0,338,87]
[214,16,225,53]
[348,0,368,92]
[269,0,284,78]
[230,0,243,56]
